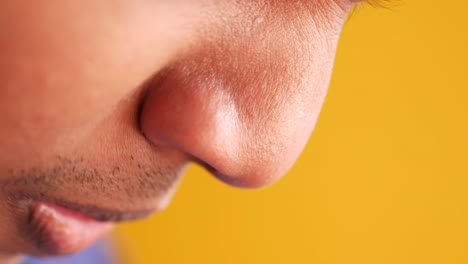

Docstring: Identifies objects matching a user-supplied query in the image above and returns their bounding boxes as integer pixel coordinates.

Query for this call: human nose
[137,43,319,189]
[138,1,348,188]
[138,68,277,188]
[137,46,316,188]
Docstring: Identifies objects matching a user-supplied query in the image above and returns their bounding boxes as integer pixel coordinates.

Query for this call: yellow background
[116,1,468,263]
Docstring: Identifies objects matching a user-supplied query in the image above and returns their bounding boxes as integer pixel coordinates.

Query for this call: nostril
[192,155,280,189]
[193,157,215,174]
[137,72,169,133]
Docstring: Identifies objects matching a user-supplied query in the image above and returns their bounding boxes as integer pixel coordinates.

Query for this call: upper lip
[10,192,162,222]
[11,193,156,223]
[44,198,155,222]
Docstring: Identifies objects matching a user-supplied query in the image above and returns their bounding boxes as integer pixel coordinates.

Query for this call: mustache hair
[1,155,182,202]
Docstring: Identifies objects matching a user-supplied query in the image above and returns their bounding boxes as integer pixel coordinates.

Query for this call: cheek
[0,1,203,155]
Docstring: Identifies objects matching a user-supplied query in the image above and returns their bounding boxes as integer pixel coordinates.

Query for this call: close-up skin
[0,0,365,263]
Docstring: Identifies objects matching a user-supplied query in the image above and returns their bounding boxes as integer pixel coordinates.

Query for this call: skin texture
[0,0,362,262]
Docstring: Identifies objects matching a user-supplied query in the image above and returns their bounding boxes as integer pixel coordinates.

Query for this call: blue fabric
[22,240,115,264]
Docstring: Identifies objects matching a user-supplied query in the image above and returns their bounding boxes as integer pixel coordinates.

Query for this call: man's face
[0,0,360,260]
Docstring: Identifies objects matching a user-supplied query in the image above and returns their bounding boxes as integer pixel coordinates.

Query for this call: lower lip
[30,201,114,255]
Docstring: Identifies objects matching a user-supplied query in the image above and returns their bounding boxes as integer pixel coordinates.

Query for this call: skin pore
[0,0,366,262]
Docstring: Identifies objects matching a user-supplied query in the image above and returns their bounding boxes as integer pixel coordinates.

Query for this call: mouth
[24,198,155,255]
[33,197,155,222]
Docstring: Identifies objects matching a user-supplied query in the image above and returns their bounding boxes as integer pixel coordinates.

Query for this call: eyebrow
[364,0,398,8]
[348,0,397,20]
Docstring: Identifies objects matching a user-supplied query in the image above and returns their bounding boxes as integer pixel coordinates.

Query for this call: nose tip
[138,74,290,189]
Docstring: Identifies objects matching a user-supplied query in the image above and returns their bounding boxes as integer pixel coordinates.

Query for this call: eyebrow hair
[347,0,399,21]
[364,0,399,8]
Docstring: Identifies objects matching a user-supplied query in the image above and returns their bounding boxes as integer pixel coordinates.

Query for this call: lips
[27,200,154,255]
